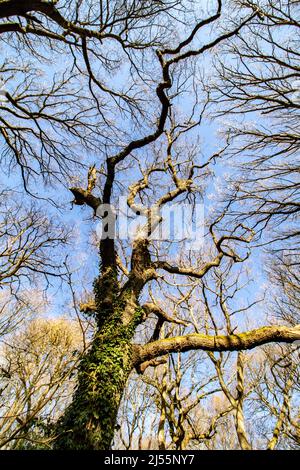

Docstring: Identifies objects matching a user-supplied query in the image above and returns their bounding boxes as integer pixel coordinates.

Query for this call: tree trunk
[54,319,135,449]
[267,376,293,450]
[235,352,251,450]
[235,405,251,450]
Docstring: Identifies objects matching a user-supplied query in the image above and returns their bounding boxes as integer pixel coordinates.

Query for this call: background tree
[247,344,300,450]
[0,317,85,449]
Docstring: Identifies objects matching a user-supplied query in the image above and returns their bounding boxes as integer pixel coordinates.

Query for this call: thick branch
[70,187,101,213]
[133,325,300,365]
[136,357,168,375]
[154,254,224,279]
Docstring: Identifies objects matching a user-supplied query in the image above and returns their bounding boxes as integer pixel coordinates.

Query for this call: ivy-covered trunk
[54,242,151,450]
[54,321,135,450]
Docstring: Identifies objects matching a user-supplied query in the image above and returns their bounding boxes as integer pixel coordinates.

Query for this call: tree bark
[267,376,293,450]
[133,325,300,365]
[53,320,135,449]
[53,261,146,450]
[235,353,251,450]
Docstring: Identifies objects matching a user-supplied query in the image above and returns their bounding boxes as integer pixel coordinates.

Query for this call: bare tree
[114,348,234,450]
[0,188,69,348]
[113,374,157,450]
[269,252,300,326]
[0,1,299,451]
[0,190,67,290]
[0,1,188,187]
[246,344,300,450]
[0,316,84,449]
